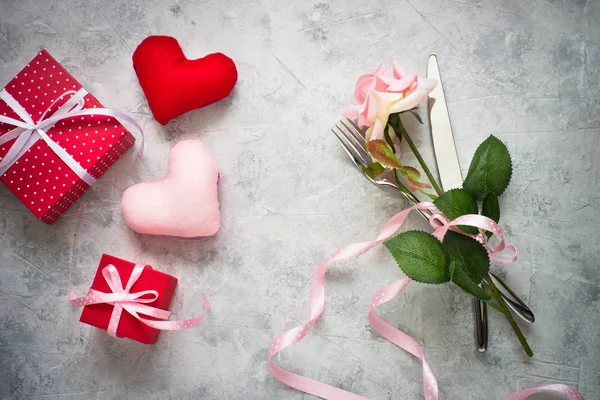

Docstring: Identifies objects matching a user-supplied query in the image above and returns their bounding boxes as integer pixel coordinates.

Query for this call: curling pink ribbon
[69,264,209,337]
[269,202,584,400]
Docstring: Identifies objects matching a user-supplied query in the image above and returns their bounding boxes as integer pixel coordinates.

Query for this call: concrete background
[0,0,599,399]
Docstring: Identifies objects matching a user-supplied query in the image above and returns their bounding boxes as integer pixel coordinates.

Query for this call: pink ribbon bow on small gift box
[69,257,208,344]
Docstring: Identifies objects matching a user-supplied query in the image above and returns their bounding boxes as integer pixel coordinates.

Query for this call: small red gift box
[0,50,136,223]
[79,254,178,344]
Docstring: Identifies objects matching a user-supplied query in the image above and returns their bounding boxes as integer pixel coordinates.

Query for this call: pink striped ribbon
[269,202,584,400]
[69,264,209,337]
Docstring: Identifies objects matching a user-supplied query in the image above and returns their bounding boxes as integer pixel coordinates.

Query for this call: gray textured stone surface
[0,0,599,399]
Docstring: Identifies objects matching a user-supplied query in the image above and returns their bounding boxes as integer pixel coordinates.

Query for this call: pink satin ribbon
[69,264,209,337]
[269,202,584,399]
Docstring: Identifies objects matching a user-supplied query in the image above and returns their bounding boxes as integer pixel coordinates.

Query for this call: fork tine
[343,118,367,145]
[333,124,372,166]
[337,121,372,163]
[340,121,372,164]
[331,128,368,169]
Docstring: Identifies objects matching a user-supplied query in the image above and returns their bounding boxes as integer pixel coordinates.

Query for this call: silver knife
[426,54,534,352]
[425,56,533,324]
[427,54,488,351]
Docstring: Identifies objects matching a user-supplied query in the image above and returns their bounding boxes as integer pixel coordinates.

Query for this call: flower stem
[486,273,533,357]
[484,298,503,313]
[391,114,444,196]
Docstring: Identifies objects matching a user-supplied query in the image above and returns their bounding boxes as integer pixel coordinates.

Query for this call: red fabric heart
[133,36,238,125]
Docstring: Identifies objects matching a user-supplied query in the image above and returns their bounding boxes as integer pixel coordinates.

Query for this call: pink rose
[340,66,388,128]
[341,61,437,143]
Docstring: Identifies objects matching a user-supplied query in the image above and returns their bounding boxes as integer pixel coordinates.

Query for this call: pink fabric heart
[121,139,220,238]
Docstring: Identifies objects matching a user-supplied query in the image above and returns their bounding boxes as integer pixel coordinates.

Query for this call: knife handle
[474,296,488,352]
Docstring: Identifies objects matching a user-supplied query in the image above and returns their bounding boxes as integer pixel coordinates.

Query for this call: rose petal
[374,90,404,103]
[365,94,378,125]
[340,106,359,120]
[386,74,417,93]
[418,77,437,93]
[392,60,407,79]
[378,74,395,86]
[373,73,389,92]
[378,66,391,76]
[373,91,403,118]
[354,74,375,104]
[370,118,385,141]
[388,89,428,114]
[342,61,437,131]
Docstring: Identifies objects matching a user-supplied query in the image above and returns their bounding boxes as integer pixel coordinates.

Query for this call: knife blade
[427,54,463,191]
[427,53,489,352]
[487,273,535,323]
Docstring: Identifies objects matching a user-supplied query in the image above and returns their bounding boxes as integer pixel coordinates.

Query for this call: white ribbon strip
[0,88,144,186]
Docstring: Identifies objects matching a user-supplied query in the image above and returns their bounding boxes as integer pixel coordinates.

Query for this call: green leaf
[388,112,400,127]
[410,178,432,192]
[407,176,433,192]
[397,166,433,192]
[482,193,500,238]
[367,139,402,169]
[407,109,424,124]
[384,231,450,284]
[433,189,478,234]
[443,231,489,283]
[362,162,385,180]
[462,135,512,200]
[397,165,421,181]
[450,261,491,300]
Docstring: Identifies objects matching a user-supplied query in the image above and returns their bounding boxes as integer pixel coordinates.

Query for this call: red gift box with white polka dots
[0,50,135,223]
[80,254,178,344]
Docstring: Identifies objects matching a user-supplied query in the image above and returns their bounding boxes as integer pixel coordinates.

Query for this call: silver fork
[331,118,535,324]
[331,119,396,187]
[331,118,430,220]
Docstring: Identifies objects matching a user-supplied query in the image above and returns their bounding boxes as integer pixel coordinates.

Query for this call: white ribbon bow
[0,88,144,185]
